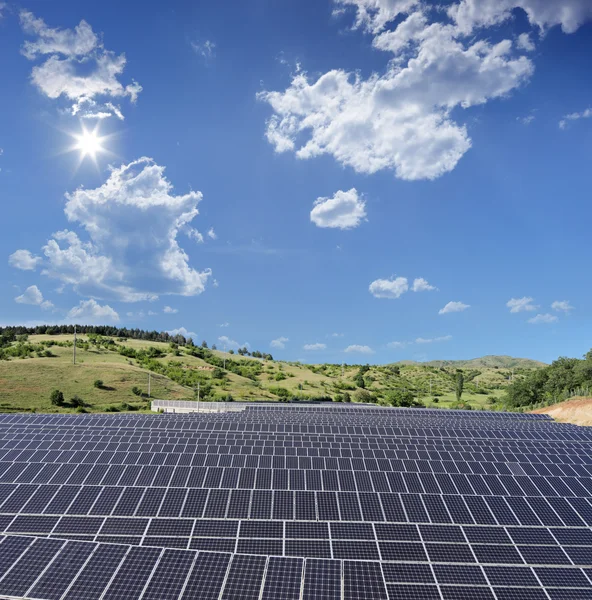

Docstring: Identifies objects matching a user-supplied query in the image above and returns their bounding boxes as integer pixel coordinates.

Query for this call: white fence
[151,400,247,413]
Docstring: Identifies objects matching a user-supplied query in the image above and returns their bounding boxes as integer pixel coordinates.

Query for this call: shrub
[93,379,104,389]
[70,395,85,408]
[343,392,352,403]
[432,397,439,404]
[354,389,375,404]
[274,372,287,381]
[334,394,344,403]
[132,386,142,396]
[104,406,120,413]
[76,407,88,413]
[50,389,64,406]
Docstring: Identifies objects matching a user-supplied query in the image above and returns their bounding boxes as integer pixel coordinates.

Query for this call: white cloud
[334,0,419,33]
[369,276,408,299]
[163,306,178,314]
[551,300,574,313]
[439,301,470,314]
[8,249,42,271]
[303,343,327,351]
[528,313,558,324]
[344,344,374,354]
[415,335,452,344]
[387,341,407,349]
[219,322,230,328]
[66,299,119,324]
[259,5,533,181]
[449,0,592,35]
[517,114,536,125]
[517,32,535,52]
[271,336,289,349]
[310,188,367,230]
[330,332,344,338]
[186,228,205,244]
[148,310,158,316]
[191,40,216,61]
[218,335,249,350]
[14,285,53,310]
[20,11,141,119]
[21,157,212,302]
[167,327,197,339]
[412,277,437,292]
[559,107,592,129]
[207,227,217,240]
[506,297,538,313]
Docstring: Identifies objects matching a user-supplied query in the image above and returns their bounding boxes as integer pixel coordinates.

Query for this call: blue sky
[1,0,591,365]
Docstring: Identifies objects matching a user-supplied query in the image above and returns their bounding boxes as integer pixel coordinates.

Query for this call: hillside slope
[532,397,592,427]
[0,334,541,413]
[396,355,546,369]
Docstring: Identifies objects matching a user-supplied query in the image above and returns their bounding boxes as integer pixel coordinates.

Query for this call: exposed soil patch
[532,396,592,427]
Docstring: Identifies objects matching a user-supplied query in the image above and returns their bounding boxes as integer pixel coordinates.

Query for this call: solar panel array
[0,405,591,599]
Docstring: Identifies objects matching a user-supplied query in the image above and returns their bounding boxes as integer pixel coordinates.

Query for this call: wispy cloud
[303,343,326,351]
[528,313,558,324]
[439,301,470,315]
[163,306,178,314]
[507,297,538,313]
[270,336,289,349]
[560,107,592,129]
[551,300,574,313]
[344,344,374,354]
[191,39,216,63]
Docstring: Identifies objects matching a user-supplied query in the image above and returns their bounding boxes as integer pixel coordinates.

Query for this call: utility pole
[148,372,151,398]
[73,325,77,365]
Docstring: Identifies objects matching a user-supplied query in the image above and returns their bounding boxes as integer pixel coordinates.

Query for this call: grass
[0,335,526,413]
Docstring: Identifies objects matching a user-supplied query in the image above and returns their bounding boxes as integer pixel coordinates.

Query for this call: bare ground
[532,397,592,427]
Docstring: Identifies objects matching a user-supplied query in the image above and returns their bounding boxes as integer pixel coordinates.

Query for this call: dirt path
[532,396,592,427]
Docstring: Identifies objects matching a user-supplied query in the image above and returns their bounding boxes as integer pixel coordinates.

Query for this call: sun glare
[74,126,105,160]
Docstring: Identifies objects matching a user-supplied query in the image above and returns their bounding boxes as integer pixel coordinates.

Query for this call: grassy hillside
[0,334,542,413]
[396,355,546,369]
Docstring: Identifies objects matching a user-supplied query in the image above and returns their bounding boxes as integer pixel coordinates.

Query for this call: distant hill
[395,355,546,369]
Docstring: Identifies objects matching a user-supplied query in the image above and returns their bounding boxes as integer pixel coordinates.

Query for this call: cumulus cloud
[507,297,538,313]
[163,306,178,314]
[8,249,42,271]
[14,285,53,310]
[559,107,592,129]
[449,0,592,35]
[259,3,534,181]
[334,0,419,33]
[412,277,437,292]
[552,300,574,313]
[66,299,119,323]
[369,276,408,299]
[17,158,212,302]
[344,344,374,354]
[310,188,367,230]
[270,336,289,349]
[167,327,197,339]
[517,33,535,52]
[528,313,558,324]
[219,335,249,350]
[303,343,327,351]
[439,301,470,314]
[20,10,141,119]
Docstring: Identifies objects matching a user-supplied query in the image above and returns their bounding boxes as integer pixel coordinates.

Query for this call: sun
[74,126,105,160]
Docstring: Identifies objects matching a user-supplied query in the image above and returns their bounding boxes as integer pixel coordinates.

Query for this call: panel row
[2,484,592,527]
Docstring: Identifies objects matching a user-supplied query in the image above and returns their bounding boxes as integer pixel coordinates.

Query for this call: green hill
[0,334,544,413]
[396,355,546,369]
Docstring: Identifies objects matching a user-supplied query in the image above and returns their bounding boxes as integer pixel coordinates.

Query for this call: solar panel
[0,406,590,598]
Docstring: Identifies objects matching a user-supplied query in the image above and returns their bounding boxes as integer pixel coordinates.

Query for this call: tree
[354,373,365,389]
[201,340,208,348]
[455,372,464,401]
[93,379,104,389]
[50,389,64,406]
[70,395,85,408]
[343,392,352,403]
[354,389,375,404]
[212,344,217,350]
[385,389,414,407]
